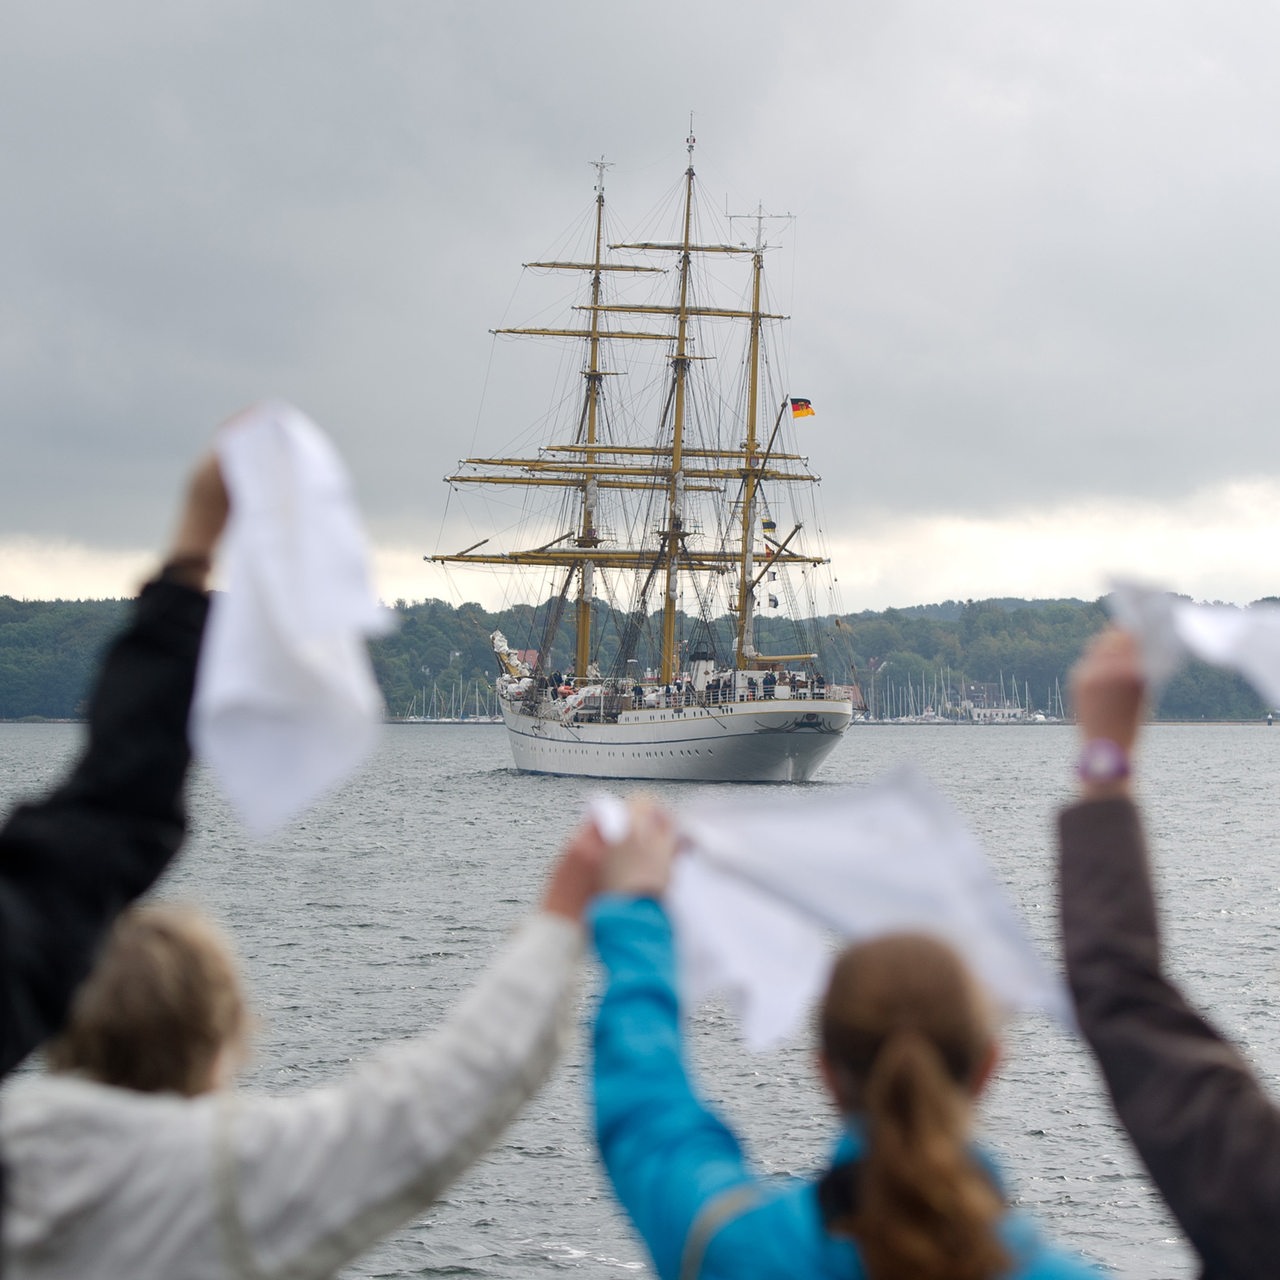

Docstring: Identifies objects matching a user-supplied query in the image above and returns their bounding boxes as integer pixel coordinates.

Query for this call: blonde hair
[47,903,248,1096]
[819,932,1007,1280]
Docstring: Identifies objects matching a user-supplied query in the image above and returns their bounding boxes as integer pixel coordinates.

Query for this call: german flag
[789,397,815,418]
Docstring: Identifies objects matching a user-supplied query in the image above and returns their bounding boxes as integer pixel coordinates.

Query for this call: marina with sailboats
[396,679,504,724]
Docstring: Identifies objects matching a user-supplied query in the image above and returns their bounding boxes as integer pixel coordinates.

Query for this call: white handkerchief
[192,402,394,837]
[1109,579,1280,706]
[654,769,1070,1050]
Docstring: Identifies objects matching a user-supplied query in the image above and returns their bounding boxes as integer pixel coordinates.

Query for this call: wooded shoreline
[0,593,1271,723]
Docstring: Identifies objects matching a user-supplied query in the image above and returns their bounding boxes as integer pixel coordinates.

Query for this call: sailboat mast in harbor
[429,137,860,781]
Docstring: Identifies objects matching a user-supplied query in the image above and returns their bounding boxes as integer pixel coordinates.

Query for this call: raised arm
[590,802,758,1280]
[1059,629,1280,1277]
[216,829,599,1278]
[0,452,226,1073]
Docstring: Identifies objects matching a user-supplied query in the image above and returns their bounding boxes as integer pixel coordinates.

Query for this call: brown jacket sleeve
[1059,797,1280,1280]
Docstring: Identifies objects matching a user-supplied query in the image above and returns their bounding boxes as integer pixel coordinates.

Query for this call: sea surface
[3,720,1280,1279]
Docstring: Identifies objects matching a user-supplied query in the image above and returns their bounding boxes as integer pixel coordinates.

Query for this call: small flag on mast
[789,397,815,418]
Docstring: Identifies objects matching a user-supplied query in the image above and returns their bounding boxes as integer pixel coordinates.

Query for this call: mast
[659,129,698,685]
[439,157,664,676]
[733,207,766,668]
[574,157,609,676]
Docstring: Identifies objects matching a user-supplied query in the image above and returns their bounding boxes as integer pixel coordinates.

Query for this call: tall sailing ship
[430,137,861,781]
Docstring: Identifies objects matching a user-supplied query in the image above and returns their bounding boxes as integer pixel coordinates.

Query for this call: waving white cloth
[192,402,393,837]
[1108,579,1280,707]
[592,771,1069,1050]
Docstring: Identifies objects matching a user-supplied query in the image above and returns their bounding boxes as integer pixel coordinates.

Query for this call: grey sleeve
[216,912,582,1280]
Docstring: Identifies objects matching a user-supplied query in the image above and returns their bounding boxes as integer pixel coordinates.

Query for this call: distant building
[964,681,1026,723]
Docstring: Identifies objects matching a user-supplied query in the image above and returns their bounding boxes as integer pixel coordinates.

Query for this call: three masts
[430,136,859,781]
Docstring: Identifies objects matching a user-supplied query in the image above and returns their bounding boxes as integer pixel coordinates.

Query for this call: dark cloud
[4,1,1280,588]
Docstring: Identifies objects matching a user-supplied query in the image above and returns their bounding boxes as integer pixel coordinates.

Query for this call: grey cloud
[5,1,1280,565]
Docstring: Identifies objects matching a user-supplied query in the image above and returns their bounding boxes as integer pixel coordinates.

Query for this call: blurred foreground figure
[0,831,597,1278]
[0,454,227,1075]
[589,801,1099,1280]
[1059,630,1280,1280]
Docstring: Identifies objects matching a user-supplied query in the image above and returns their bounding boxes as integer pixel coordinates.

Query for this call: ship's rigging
[431,136,842,692]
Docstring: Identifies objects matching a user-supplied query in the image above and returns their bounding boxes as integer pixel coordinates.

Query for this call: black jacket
[0,578,207,1075]
[1059,797,1280,1280]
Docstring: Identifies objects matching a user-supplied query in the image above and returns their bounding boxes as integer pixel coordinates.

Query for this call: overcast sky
[5,1,1280,610]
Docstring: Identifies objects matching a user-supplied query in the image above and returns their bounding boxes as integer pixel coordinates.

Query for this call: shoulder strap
[213,1093,266,1280]
[678,1183,765,1280]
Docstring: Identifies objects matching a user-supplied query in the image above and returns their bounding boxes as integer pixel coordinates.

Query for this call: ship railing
[821,683,856,704]
[618,682,846,711]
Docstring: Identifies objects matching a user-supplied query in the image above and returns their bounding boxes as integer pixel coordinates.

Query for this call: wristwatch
[1076,738,1130,784]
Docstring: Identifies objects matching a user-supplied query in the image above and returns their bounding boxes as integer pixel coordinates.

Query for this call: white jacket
[1,912,581,1280]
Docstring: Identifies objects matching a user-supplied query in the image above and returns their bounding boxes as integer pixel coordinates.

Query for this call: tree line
[0,592,1271,722]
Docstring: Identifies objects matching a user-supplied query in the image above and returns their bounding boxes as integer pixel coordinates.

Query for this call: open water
[3,720,1280,1279]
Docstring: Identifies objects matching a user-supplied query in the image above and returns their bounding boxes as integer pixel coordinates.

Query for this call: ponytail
[854,1029,1006,1280]
[819,934,1008,1280]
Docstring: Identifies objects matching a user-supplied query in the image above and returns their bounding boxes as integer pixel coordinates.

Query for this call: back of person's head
[47,903,247,1097]
[819,932,1006,1280]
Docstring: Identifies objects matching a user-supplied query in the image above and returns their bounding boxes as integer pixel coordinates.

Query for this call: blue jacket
[591,895,1101,1280]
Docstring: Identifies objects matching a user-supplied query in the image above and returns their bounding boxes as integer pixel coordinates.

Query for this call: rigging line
[592,576,623,673]
[537,568,576,675]
[615,547,666,670]
[429,479,457,564]
[787,215,799,348]
[436,561,469,610]
[686,569,719,643]
[529,194,611,271]
[431,336,523,566]
[468,276,521,457]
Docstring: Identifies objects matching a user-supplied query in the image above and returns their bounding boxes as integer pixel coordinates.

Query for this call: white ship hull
[499,694,852,782]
